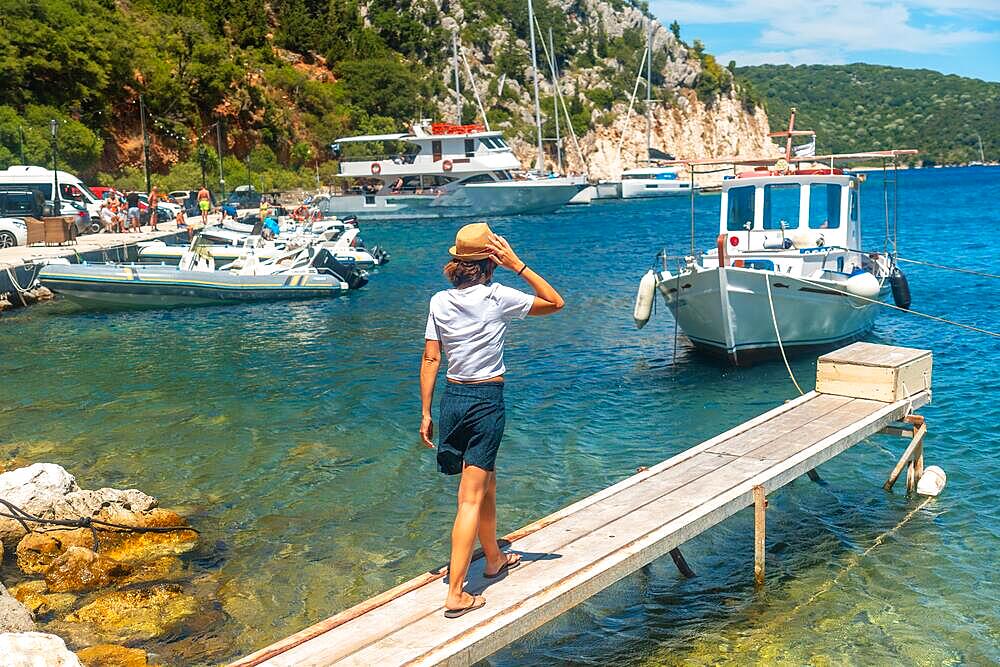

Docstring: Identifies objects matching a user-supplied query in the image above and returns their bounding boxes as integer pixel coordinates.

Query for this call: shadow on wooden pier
[233,342,934,667]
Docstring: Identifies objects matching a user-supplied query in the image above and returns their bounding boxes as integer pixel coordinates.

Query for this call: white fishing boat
[620,166,691,199]
[633,111,916,365]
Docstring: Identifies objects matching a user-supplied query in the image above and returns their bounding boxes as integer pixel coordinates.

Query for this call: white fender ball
[633,270,656,329]
[917,465,946,497]
[845,271,880,299]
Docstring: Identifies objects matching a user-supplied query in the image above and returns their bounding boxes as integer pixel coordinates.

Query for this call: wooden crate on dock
[41,216,77,245]
[816,342,932,402]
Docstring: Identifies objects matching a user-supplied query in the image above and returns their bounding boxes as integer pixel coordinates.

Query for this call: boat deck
[232,345,931,667]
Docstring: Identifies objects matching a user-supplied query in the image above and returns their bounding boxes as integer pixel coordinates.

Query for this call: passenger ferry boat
[633,112,915,365]
[318,121,586,220]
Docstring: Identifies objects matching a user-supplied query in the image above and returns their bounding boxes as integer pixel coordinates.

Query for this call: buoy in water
[845,271,880,300]
[890,266,911,309]
[634,270,656,329]
[917,465,946,496]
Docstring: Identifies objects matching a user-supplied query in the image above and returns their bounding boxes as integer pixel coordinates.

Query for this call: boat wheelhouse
[321,121,586,220]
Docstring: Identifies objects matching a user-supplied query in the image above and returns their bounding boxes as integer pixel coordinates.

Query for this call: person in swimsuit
[148,186,160,231]
[197,186,211,225]
[420,222,564,618]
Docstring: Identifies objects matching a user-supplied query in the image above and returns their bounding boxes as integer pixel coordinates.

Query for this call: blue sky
[650,0,1000,82]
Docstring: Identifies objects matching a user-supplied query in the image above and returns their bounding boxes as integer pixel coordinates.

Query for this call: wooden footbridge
[233,343,934,667]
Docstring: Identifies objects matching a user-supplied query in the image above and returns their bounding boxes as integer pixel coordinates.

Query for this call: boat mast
[784,107,797,162]
[548,27,562,173]
[452,32,462,124]
[975,132,985,162]
[527,0,545,172]
[646,21,653,159]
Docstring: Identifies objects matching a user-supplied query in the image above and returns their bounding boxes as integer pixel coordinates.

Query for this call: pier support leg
[753,485,766,588]
[669,548,696,578]
[806,469,822,483]
[884,416,927,493]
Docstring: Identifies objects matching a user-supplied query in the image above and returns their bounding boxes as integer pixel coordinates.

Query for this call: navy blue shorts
[437,382,505,475]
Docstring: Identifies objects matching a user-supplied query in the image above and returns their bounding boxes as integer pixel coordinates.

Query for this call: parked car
[136,193,181,217]
[183,189,216,216]
[90,186,115,200]
[0,188,46,246]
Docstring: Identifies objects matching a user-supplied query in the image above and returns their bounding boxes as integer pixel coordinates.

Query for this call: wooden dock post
[883,415,927,492]
[669,547,696,578]
[753,485,766,588]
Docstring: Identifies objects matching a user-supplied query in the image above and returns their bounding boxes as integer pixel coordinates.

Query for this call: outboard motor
[370,245,390,265]
[311,248,369,289]
[890,265,911,309]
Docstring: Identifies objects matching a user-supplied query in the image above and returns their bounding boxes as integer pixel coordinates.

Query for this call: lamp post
[139,95,151,193]
[216,121,225,200]
[197,145,208,187]
[50,120,60,217]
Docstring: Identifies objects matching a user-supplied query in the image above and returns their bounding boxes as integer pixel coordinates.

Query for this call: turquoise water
[0,166,997,665]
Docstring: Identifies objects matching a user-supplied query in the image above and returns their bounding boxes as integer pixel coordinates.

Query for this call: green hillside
[736,63,999,165]
[0,0,745,191]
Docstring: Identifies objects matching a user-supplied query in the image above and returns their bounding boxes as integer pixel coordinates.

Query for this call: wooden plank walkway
[233,347,932,667]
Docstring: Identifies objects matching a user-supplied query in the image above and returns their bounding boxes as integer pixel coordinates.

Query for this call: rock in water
[45,546,131,593]
[0,585,35,633]
[16,528,97,574]
[64,584,199,643]
[0,464,80,548]
[97,509,197,564]
[9,581,77,620]
[76,644,151,667]
[55,488,157,522]
[0,632,83,666]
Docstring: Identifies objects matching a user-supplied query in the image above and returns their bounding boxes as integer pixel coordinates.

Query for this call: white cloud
[652,0,1000,57]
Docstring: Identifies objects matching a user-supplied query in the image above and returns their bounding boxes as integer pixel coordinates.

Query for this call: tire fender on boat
[634,269,656,329]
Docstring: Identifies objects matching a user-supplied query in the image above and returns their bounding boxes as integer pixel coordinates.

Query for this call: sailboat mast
[452,32,462,124]
[548,27,562,173]
[646,21,652,157]
[976,133,985,162]
[784,107,797,162]
[527,0,545,172]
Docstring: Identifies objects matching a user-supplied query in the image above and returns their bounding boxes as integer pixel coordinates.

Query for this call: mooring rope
[894,256,1000,280]
[765,276,804,395]
[0,498,198,553]
[793,275,1000,338]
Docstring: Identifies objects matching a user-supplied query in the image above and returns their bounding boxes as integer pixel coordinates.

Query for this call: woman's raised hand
[487,233,523,272]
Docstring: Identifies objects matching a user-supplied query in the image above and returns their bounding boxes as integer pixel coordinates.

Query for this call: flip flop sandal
[484,553,522,579]
[444,594,486,619]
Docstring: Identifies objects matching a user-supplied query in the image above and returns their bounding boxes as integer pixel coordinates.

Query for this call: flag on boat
[793,137,816,158]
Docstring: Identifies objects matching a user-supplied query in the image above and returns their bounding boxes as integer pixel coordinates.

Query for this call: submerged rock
[9,580,77,619]
[45,546,130,593]
[16,528,96,574]
[64,584,199,643]
[0,631,83,666]
[76,644,151,667]
[96,509,197,565]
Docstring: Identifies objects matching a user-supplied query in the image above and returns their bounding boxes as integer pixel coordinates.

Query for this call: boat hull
[659,266,886,366]
[39,264,349,310]
[138,244,377,270]
[318,181,586,220]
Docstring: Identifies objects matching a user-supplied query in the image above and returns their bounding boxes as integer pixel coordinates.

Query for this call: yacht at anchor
[317,121,586,220]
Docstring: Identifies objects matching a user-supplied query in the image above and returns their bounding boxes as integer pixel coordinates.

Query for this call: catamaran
[633,110,915,365]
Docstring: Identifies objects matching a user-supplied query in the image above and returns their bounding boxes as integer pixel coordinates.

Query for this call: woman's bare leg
[446,465,490,609]
[477,473,505,572]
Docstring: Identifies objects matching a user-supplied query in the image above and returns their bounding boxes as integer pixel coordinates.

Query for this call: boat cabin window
[432,140,442,162]
[849,187,859,222]
[808,183,841,229]
[726,185,755,231]
[464,139,475,158]
[461,173,497,184]
[763,184,800,230]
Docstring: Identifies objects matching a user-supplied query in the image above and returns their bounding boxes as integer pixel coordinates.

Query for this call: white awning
[332,133,410,143]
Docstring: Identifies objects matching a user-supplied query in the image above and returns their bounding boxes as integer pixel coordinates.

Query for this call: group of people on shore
[96,186,213,236]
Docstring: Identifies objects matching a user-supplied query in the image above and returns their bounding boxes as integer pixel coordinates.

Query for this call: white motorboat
[620,166,692,199]
[633,112,916,365]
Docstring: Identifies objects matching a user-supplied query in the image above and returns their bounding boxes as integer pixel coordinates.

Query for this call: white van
[0,165,102,217]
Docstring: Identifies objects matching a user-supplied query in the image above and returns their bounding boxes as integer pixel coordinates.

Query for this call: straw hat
[449,222,493,261]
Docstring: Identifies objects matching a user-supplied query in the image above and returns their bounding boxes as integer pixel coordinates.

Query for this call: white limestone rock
[0,585,35,633]
[0,632,82,666]
[0,464,79,548]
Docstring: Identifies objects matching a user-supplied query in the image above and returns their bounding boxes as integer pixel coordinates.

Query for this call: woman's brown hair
[443,258,495,288]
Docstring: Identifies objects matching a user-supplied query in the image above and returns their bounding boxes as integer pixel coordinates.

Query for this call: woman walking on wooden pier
[420,222,564,618]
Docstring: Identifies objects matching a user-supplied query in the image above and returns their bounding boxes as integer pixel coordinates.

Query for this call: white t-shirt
[425,282,535,381]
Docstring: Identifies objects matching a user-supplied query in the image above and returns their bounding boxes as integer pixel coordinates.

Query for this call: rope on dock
[0,498,198,553]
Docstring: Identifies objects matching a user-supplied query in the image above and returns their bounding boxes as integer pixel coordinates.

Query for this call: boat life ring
[371,162,381,175]
[442,159,453,172]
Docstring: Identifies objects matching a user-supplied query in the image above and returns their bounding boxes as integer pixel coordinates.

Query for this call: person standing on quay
[148,186,160,231]
[419,222,564,618]
[197,185,211,226]
[125,190,141,233]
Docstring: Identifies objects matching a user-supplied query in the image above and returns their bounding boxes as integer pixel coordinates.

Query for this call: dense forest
[737,63,999,165]
[0,0,750,191]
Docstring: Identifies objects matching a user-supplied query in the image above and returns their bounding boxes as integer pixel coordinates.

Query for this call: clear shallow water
[0,166,997,665]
